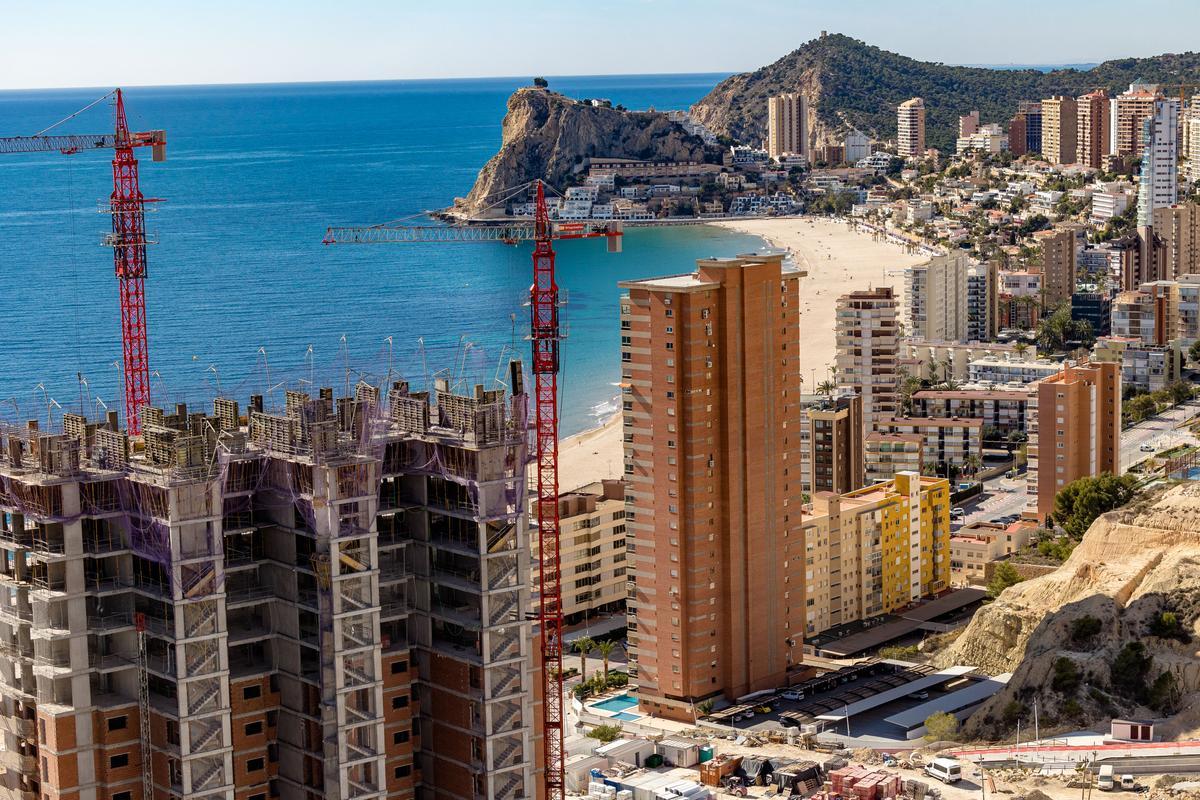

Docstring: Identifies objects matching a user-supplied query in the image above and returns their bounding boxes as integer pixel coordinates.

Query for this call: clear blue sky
[3,0,1198,91]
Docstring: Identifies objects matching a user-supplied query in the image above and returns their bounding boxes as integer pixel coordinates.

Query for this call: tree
[586,723,623,744]
[1110,641,1153,702]
[1190,338,1200,365]
[924,711,960,742]
[1070,615,1103,646]
[987,562,1025,598]
[816,380,837,397]
[963,454,982,477]
[697,699,715,716]
[1052,473,1140,538]
[1051,657,1081,694]
[573,637,595,677]
[596,640,618,685]
[1013,341,1030,357]
[532,76,549,88]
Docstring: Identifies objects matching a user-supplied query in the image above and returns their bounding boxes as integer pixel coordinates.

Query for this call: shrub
[1110,642,1153,702]
[1149,672,1181,713]
[586,724,623,744]
[879,644,920,660]
[924,711,959,742]
[1070,616,1102,646]
[1149,611,1192,643]
[1051,657,1081,694]
[1062,698,1084,720]
[1001,700,1026,726]
[697,699,714,716]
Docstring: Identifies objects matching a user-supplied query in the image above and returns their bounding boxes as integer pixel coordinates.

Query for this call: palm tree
[963,454,982,477]
[816,380,837,397]
[573,637,595,677]
[1013,341,1030,358]
[595,640,618,687]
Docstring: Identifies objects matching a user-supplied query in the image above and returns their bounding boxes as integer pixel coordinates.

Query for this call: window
[392,695,410,710]
[247,757,265,772]
[245,721,263,736]
[393,730,410,745]
[242,685,262,700]
[250,794,267,800]
[107,715,128,732]
[113,793,132,800]
[394,765,413,779]
[109,753,130,769]
[390,659,408,674]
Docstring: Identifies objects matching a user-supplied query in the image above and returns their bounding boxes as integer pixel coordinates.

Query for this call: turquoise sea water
[0,75,762,435]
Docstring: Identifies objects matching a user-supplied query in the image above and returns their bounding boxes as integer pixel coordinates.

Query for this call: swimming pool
[612,711,641,721]
[591,693,638,713]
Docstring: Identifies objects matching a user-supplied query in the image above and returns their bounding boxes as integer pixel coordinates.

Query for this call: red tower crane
[1,89,166,434]
[324,180,622,800]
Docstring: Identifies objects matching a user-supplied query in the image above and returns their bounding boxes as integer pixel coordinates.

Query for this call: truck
[1097,764,1114,791]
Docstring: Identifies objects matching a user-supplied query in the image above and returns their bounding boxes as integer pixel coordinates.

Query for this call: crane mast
[323,179,620,800]
[0,89,164,435]
[530,181,565,800]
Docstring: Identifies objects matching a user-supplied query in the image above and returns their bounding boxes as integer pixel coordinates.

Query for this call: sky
[2,0,1199,91]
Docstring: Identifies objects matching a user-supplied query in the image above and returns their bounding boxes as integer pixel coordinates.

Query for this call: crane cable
[32,90,116,137]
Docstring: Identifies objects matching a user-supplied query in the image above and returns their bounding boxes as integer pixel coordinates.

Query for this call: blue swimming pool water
[591,693,638,713]
[613,711,642,721]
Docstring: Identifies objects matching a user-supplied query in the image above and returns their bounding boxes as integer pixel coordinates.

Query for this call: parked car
[951,507,966,519]
[1140,443,1155,452]
[907,690,930,700]
[781,690,805,701]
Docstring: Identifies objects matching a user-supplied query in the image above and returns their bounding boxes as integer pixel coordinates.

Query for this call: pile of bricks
[822,767,903,800]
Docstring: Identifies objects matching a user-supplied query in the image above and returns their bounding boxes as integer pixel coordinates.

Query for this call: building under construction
[0,362,539,800]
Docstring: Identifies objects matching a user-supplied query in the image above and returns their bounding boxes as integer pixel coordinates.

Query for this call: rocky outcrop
[457,88,718,217]
[934,484,1200,738]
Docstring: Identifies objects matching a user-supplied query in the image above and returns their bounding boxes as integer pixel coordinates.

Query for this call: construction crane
[324,180,621,800]
[0,89,166,435]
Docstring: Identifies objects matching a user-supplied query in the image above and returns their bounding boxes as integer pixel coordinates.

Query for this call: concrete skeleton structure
[0,367,539,800]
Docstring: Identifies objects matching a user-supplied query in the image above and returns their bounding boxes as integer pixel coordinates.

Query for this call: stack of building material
[699,754,743,786]
[827,767,902,800]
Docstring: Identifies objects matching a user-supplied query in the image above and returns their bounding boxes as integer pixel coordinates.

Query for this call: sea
[0,75,765,437]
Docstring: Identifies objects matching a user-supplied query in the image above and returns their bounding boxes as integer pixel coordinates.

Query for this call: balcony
[0,715,33,737]
[0,751,36,774]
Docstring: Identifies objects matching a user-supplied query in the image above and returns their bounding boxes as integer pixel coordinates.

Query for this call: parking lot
[703,660,971,744]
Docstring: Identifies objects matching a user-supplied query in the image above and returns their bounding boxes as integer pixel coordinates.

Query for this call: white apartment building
[844,130,870,163]
[767,93,809,160]
[906,253,970,342]
[1137,98,1180,226]
[1091,190,1130,223]
[899,339,1032,382]
[836,287,900,434]
[968,354,1065,384]
[1000,271,1042,298]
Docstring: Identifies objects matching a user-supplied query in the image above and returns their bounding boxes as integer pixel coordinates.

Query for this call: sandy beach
[554,217,930,492]
[714,216,929,388]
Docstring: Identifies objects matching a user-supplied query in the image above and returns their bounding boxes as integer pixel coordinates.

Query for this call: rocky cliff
[934,483,1200,739]
[689,33,1200,153]
[457,88,718,217]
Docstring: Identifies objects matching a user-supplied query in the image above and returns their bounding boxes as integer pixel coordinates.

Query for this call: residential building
[1092,336,1183,393]
[0,370,540,800]
[968,353,1062,385]
[1110,82,1161,158]
[1034,226,1078,308]
[897,98,926,158]
[1021,101,1043,154]
[767,93,808,160]
[618,253,807,720]
[864,433,924,485]
[836,287,900,434]
[906,253,970,342]
[1091,190,1130,224]
[1152,203,1200,280]
[898,340,1031,383]
[1076,89,1111,169]
[1041,96,1078,165]
[1028,361,1121,523]
[844,130,870,163]
[1071,291,1112,337]
[967,261,1000,341]
[1136,98,1180,226]
[959,110,980,137]
[1008,113,1028,157]
[999,295,1040,330]
[1000,270,1042,299]
[804,393,865,495]
[879,416,984,475]
[535,480,627,624]
[950,522,1035,586]
[957,124,1007,156]
[911,385,1034,437]
[1186,107,1200,184]
[800,473,950,636]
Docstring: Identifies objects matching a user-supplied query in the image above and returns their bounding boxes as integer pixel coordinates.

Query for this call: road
[960,400,1200,529]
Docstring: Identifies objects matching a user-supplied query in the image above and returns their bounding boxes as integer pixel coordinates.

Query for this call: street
[959,400,1200,529]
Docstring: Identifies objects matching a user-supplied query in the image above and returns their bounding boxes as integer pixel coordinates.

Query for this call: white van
[924,758,962,784]
[1097,764,1114,791]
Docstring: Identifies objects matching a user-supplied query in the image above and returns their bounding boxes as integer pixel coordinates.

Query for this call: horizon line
[0,60,1119,95]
